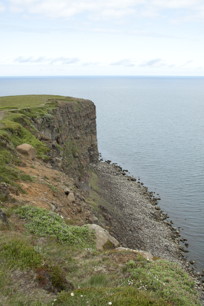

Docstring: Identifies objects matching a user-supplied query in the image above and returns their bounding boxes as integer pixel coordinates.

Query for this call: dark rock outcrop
[32,99,98,179]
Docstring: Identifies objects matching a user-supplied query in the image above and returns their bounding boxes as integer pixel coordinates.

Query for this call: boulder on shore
[87,224,120,250]
[16,144,36,160]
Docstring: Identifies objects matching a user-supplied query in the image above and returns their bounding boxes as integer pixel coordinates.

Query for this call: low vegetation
[16,205,95,247]
[0,235,42,269]
[55,287,168,306]
[0,222,201,305]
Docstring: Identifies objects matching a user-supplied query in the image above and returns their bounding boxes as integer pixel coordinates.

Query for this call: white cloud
[152,0,201,9]
[7,0,204,20]
[50,57,79,65]
[14,56,79,65]
[140,58,162,67]
[15,56,46,63]
[111,59,135,67]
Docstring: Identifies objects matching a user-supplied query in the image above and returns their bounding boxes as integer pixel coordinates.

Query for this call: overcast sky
[1,0,204,76]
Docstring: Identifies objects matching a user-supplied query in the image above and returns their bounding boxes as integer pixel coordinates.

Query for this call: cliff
[0,95,202,305]
[32,98,98,178]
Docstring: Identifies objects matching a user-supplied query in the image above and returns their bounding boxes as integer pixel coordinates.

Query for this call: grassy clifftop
[0,95,202,305]
[0,94,80,109]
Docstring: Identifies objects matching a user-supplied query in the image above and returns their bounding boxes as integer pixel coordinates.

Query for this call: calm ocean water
[0,76,204,270]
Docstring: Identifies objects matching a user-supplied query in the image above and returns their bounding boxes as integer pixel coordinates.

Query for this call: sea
[0,76,204,271]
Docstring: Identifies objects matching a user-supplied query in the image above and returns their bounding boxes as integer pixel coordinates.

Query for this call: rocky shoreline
[92,160,204,298]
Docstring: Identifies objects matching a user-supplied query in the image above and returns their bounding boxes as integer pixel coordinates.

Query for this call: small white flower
[108,302,112,305]
[70,292,74,296]
[128,279,134,285]
[80,295,84,297]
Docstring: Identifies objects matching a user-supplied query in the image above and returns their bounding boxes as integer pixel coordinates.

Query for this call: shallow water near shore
[0,76,204,271]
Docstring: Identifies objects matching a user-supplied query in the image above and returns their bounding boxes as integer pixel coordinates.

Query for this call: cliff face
[32,98,98,179]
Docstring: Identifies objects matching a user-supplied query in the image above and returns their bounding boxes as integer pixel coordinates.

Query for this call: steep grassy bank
[0,95,202,305]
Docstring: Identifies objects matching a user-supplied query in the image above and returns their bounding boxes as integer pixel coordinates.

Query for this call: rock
[67,192,75,203]
[92,216,99,223]
[0,209,8,224]
[86,224,120,250]
[64,188,70,196]
[179,246,189,253]
[16,144,36,160]
[106,160,111,164]
[73,152,79,158]
[0,183,10,201]
[39,134,51,141]
[115,247,153,261]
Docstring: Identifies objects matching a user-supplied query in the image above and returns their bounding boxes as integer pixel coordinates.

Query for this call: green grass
[54,287,169,306]
[0,95,68,110]
[0,128,33,191]
[0,236,42,269]
[125,258,201,305]
[0,227,201,305]
[16,205,95,247]
[1,112,49,159]
[0,135,33,192]
[81,273,110,288]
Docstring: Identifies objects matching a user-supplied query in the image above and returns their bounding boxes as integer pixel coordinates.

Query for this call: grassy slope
[0,95,202,305]
[0,95,57,191]
[0,95,74,189]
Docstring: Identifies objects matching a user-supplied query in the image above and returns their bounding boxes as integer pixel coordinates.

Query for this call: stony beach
[94,161,182,261]
[92,161,204,301]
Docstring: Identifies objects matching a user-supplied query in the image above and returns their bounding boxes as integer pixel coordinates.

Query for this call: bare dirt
[11,158,95,225]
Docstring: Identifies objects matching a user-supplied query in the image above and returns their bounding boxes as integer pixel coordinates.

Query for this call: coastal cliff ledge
[0,95,202,305]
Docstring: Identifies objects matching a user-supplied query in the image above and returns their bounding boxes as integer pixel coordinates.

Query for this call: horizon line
[1,75,204,78]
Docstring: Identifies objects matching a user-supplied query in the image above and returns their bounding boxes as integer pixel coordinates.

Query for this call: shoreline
[91,160,204,296]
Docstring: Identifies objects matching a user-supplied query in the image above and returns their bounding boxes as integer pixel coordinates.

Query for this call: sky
[0,0,204,76]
